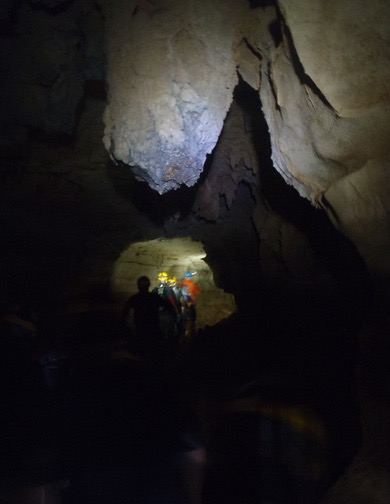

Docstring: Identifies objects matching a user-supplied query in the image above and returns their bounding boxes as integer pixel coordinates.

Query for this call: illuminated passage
[111,237,236,329]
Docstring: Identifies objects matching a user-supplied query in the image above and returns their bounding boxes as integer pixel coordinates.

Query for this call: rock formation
[102,0,248,193]
[0,0,389,501]
[103,0,390,289]
[102,1,390,501]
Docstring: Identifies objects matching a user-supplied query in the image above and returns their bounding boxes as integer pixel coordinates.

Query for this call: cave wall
[0,0,105,147]
[259,0,390,291]
[0,1,389,501]
[100,2,390,501]
[1,0,388,291]
[2,0,387,299]
[102,0,390,291]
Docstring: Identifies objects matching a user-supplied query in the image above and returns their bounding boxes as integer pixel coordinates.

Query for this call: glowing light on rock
[111,237,236,329]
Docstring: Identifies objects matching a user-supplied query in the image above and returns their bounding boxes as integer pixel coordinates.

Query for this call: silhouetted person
[180,271,201,343]
[167,276,186,345]
[153,272,180,355]
[121,276,174,365]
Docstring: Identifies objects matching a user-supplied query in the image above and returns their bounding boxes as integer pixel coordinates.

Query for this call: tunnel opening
[110,237,236,331]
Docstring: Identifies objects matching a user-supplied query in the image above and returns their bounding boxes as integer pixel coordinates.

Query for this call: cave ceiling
[0,0,389,295]
[101,0,390,290]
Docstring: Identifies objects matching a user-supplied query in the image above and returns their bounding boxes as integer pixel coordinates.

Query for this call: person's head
[157,271,168,285]
[167,276,177,287]
[184,271,196,279]
[137,276,151,292]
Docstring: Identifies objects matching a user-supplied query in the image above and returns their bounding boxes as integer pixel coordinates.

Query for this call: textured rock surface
[259,0,390,285]
[323,160,390,280]
[257,3,390,501]
[193,100,259,221]
[0,0,105,147]
[103,0,248,193]
[1,1,389,500]
[102,0,390,284]
[99,2,388,500]
[111,237,236,329]
[0,95,238,330]
[280,0,390,115]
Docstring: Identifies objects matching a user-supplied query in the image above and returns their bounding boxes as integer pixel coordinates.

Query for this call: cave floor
[0,304,361,504]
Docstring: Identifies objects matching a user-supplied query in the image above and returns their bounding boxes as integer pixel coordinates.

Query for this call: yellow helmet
[157,271,168,283]
[167,276,177,287]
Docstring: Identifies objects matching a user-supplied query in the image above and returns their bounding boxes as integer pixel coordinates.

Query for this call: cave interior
[0,1,387,503]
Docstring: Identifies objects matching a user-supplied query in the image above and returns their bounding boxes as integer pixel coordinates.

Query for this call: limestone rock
[323,159,390,284]
[259,0,390,283]
[279,0,390,115]
[0,0,105,145]
[193,99,259,221]
[103,0,247,193]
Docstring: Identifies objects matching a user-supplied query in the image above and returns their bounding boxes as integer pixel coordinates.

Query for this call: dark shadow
[280,12,336,113]
[233,79,373,317]
[106,149,214,227]
[187,79,373,497]
[0,39,374,504]
[29,0,75,15]
[269,18,282,47]
[73,79,107,136]
[248,0,277,7]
